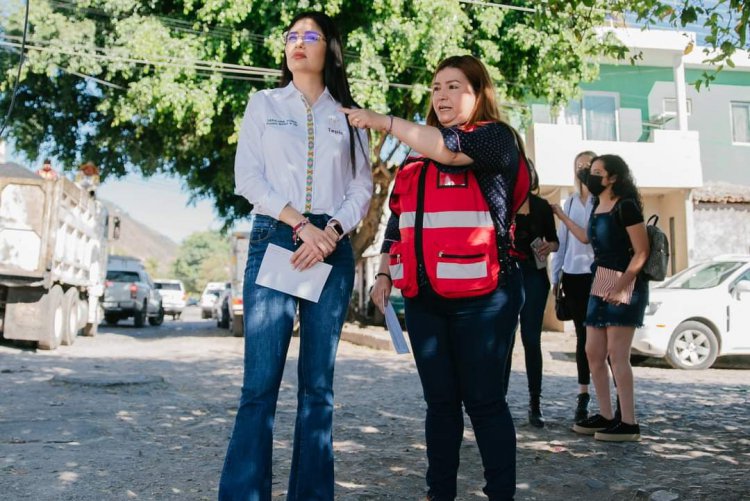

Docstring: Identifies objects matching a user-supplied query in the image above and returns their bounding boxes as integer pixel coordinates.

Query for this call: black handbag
[555,284,573,321]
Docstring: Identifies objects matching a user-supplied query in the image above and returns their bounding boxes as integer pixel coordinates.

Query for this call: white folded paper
[255,243,332,303]
[384,292,410,354]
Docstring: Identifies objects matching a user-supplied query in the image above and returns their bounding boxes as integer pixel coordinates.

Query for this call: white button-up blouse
[234,82,372,234]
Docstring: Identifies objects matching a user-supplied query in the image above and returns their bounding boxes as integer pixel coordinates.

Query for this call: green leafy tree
[144,256,161,278]
[1,1,747,257]
[171,230,229,293]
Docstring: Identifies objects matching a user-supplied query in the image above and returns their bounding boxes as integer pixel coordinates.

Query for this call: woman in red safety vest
[344,55,530,501]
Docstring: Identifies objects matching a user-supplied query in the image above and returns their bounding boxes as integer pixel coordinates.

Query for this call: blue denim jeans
[504,260,550,398]
[218,214,355,501]
[404,265,524,501]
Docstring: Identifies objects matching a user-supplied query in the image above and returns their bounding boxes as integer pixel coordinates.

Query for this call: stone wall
[693,203,750,261]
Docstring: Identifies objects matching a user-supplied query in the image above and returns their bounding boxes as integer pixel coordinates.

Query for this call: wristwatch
[327,220,344,238]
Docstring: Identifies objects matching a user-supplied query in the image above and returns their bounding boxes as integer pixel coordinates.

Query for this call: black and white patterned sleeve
[439,122,519,175]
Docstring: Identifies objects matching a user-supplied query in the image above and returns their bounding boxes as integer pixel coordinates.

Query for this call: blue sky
[96,173,224,243]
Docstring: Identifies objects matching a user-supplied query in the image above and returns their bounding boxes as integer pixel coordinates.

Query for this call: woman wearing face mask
[553,155,648,442]
[344,55,530,500]
[550,151,596,423]
[219,11,372,500]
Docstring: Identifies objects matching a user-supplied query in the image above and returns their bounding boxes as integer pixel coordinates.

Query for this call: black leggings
[561,272,593,386]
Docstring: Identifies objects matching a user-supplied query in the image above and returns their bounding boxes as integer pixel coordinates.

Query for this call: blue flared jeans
[218,214,354,501]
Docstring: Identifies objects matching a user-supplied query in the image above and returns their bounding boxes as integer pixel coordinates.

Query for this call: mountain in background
[101,200,179,277]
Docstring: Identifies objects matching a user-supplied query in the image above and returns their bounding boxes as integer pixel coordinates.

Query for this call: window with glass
[664,261,744,290]
[731,102,750,143]
[559,93,619,141]
[583,94,618,141]
[663,97,693,116]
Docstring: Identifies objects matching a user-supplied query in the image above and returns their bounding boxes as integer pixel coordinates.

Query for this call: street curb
[340,324,394,351]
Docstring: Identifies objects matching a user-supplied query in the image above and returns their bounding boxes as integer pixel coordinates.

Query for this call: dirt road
[1,306,748,500]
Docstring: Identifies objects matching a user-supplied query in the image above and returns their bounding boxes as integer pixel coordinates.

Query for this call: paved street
[1,306,748,500]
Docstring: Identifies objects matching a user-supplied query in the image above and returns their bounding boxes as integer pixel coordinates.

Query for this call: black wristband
[375,272,392,284]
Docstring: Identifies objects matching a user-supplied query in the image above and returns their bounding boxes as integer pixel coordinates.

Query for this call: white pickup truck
[0,162,117,349]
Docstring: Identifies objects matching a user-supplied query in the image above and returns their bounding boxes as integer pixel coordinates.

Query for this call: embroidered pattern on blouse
[303,96,315,213]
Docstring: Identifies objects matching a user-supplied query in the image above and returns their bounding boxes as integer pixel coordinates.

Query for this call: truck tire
[105,315,119,326]
[38,285,65,350]
[61,288,80,346]
[149,305,165,326]
[133,300,147,327]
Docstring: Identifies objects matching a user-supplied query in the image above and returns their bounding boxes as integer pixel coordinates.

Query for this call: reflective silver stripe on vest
[436,261,488,280]
[399,211,492,229]
[389,263,404,280]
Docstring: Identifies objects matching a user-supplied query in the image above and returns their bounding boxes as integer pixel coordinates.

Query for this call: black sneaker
[572,414,615,435]
[595,421,641,442]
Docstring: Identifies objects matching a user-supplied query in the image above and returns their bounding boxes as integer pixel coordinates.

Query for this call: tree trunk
[351,133,397,259]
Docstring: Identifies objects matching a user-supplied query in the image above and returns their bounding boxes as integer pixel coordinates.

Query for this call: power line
[0,0,30,138]
[457,0,535,13]
[45,0,429,73]
[0,36,432,91]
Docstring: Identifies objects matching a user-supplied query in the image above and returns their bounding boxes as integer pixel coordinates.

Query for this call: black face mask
[586,174,606,196]
[576,169,589,184]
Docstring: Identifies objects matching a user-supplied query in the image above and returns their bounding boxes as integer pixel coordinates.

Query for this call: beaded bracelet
[292,218,310,243]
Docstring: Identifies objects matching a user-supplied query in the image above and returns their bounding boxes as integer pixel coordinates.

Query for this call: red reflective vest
[388,155,530,299]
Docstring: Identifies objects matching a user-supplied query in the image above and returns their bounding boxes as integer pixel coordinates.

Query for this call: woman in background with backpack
[553,154,649,442]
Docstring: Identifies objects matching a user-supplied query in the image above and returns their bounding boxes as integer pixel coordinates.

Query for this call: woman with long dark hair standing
[554,154,649,442]
[219,11,372,500]
[344,55,530,500]
[504,162,558,428]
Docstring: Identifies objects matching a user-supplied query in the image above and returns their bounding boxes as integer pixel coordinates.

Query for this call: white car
[200,281,226,319]
[154,279,187,320]
[633,255,750,369]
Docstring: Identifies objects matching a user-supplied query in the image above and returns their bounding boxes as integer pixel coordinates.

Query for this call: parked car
[633,255,750,369]
[154,279,187,320]
[103,256,164,327]
[200,281,226,319]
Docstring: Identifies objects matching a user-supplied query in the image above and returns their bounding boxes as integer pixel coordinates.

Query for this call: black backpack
[641,215,669,281]
[614,200,670,282]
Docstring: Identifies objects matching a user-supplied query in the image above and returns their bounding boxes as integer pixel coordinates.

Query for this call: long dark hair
[280,11,365,172]
[593,154,643,210]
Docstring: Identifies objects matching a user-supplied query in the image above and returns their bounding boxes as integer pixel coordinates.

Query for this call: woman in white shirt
[219,11,372,501]
[551,151,596,423]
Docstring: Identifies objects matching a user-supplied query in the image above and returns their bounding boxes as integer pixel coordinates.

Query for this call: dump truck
[0,162,117,349]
